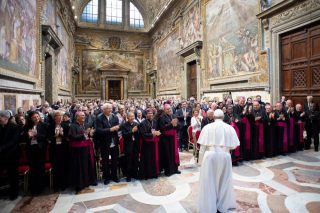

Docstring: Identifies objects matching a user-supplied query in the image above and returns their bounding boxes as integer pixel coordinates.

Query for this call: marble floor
[1,149,320,213]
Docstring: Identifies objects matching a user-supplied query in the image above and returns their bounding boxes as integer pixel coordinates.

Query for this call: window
[81,0,99,23]
[129,2,144,28]
[106,0,123,25]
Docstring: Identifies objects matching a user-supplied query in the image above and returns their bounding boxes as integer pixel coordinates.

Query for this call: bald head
[286,99,293,108]
[127,112,135,123]
[210,102,218,110]
[253,101,260,110]
[164,104,171,114]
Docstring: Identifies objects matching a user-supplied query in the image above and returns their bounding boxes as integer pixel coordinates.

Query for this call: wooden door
[108,80,121,100]
[188,62,197,100]
[281,21,320,107]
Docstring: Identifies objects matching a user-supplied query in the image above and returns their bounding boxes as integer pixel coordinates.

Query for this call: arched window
[81,0,99,23]
[106,0,123,25]
[129,2,144,28]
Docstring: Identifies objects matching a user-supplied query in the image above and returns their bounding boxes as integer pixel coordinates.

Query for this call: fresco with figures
[82,50,145,92]
[157,30,181,89]
[0,0,37,77]
[181,4,201,48]
[205,0,258,79]
[57,16,71,88]
[41,0,56,31]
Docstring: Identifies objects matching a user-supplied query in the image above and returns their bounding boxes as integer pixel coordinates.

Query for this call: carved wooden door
[188,62,197,100]
[281,22,320,106]
[108,80,121,100]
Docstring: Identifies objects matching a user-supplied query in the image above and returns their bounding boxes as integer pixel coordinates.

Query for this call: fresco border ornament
[271,0,320,27]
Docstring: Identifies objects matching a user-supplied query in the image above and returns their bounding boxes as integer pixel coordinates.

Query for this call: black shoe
[175,170,181,174]
[315,148,319,152]
[112,178,120,183]
[126,177,131,182]
[9,194,18,200]
[91,182,98,186]
[104,179,110,185]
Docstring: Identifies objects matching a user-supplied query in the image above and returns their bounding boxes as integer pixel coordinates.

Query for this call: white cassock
[197,112,240,213]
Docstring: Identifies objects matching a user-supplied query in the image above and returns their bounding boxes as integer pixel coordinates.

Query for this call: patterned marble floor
[1,149,320,213]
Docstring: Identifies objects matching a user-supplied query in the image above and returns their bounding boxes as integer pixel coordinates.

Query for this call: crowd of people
[0,95,319,200]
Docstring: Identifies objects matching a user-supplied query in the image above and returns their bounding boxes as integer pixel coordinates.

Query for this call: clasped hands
[110,125,120,132]
[152,129,161,136]
[171,118,178,127]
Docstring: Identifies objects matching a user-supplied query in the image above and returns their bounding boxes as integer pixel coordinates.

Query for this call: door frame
[105,78,124,100]
[187,60,198,99]
[269,7,320,104]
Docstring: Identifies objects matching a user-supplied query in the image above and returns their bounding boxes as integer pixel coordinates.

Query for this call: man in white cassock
[197,109,240,213]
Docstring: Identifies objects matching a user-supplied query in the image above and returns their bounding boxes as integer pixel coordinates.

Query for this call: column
[196,62,201,101]
[99,0,105,27]
[123,76,128,99]
[102,77,106,100]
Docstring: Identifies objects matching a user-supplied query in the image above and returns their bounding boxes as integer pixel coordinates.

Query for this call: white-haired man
[197,109,239,213]
[96,103,120,185]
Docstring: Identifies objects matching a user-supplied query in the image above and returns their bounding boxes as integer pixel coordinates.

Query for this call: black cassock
[121,121,139,179]
[139,119,159,179]
[264,113,276,157]
[68,122,96,191]
[274,110,289,154]
[293,111,305,151]
[158,114,179,176]
[248,110,267,160]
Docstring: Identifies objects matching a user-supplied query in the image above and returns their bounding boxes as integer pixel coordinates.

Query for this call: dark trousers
[179,125,188,149]
[100,145,119,180]
[124,141,138,179]
[0,160,19,198]
[28,145,46,194]
[306,127,319,150]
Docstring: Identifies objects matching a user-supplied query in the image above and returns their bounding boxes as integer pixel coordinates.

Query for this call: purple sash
[163,129,180,165]
[255,122,264,154]
[144,136,160,175]
[230,122,240,157]
[241,117,251,150]
[70,139,95,168]
[276,122,288,152]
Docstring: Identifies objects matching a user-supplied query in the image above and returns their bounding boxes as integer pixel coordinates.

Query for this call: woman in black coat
[50,111,69,191]
[24,111,48,195]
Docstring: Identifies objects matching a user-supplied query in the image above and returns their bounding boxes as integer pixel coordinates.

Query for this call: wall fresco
[0,0,37,76]
[205,0,259,79]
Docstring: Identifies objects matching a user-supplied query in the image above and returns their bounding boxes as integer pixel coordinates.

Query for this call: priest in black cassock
[68,111,96,193]
[264,104,276,157]
[274,102,289,155]
[293,104,305,151]
[158,104,181,176]
[248,101,267,160]
[139,109,161,179]
[121,112,139,182]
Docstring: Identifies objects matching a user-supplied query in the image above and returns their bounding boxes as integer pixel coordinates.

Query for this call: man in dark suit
[95,103,120,185]
[305,103,320,151]
[0,110,20,200]
[304,95,319,112]
[175,101,192,151]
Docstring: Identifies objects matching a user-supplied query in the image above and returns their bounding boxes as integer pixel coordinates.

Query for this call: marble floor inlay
[0,150,319,213]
